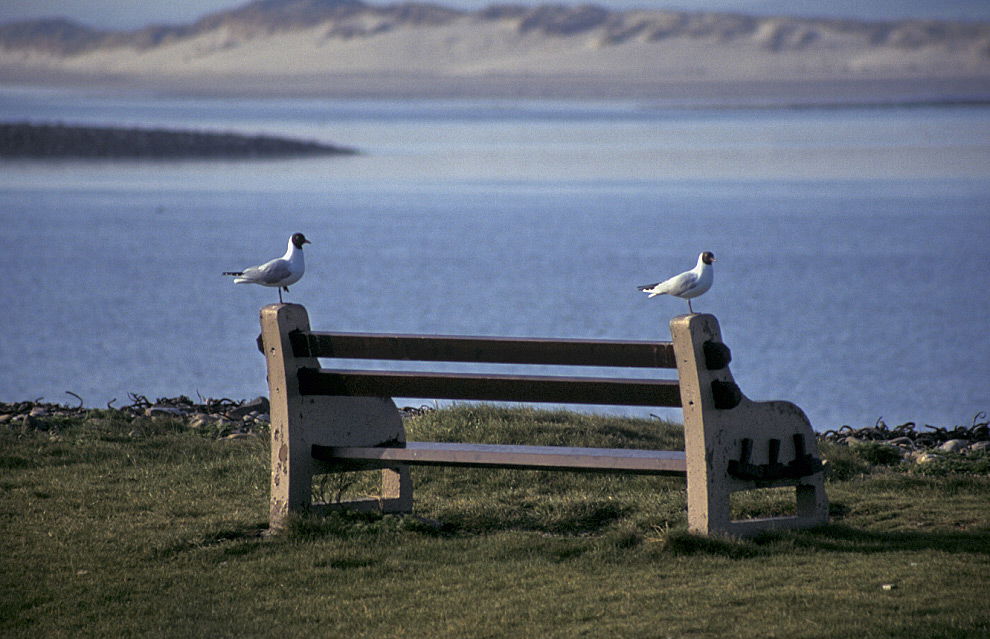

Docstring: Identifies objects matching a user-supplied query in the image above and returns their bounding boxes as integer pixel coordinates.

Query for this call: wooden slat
[298,368,683,407]
[291,330,677,368]
[312,442,688,476]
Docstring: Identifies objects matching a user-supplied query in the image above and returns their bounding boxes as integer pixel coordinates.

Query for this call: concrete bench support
[670,314,829,537]
[260,303,828,537]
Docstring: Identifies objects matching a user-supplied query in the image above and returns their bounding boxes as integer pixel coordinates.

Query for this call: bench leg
[261,303,410,529]
[381,466,413,513]
[269,420,312,530]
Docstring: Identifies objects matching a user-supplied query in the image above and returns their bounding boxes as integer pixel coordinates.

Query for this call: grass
[2,405,988,638]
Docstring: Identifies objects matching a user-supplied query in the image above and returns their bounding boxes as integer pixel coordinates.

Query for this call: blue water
[1,87,988,429]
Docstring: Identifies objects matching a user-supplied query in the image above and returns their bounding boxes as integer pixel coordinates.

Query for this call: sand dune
[1,2,988,100]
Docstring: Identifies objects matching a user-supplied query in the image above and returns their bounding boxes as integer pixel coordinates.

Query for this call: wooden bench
[259,303,828,538]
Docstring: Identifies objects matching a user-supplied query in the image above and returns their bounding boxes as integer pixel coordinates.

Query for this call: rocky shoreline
[0,394,273,440]
[2,394,987,461]
[0,393,434,440]
[820,414,990,464]
[0,122,357,159]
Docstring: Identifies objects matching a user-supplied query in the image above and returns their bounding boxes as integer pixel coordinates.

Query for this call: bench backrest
[260,303,828,537]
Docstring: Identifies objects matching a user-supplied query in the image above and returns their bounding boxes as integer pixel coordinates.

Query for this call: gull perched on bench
[223,233,310,303]
[638,251,716,314]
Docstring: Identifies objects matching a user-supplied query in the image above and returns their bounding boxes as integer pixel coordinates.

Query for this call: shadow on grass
[153,523,270,559]
[660,530,768,558]
[777,523,990,555]
[661,523,990,558]
[281,509,459,541]
[282,493,635,540]
[263,509,990,566]
[436,498,630,536]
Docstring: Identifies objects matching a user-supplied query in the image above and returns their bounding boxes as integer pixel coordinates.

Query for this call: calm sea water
[1,87,988,429]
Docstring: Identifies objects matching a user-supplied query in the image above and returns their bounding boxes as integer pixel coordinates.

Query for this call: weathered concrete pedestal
[260,303,828,537]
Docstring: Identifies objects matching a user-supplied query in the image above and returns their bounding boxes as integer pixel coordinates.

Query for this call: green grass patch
[2,405,988,638]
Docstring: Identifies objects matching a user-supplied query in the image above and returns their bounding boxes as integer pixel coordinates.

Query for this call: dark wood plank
[298,368,683,407]
[312,442,688,475]
[290,330,677,368]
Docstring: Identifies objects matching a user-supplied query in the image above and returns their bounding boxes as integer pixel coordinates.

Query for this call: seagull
[223,233,310,303]
[637,251,716,314]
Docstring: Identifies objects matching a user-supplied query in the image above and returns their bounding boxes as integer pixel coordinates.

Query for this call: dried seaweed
[821,412,988,447]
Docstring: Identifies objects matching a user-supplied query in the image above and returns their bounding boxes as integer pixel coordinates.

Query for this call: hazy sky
[1,0,989,30]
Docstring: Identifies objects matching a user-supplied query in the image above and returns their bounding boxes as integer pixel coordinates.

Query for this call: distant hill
[1,0,988,99]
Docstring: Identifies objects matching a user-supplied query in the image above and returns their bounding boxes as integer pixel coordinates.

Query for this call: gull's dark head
[291,233,311,249]
[701,251,716,265]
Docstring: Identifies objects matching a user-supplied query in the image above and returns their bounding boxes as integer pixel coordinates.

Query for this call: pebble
[187,414,212,429]
[145,406,186,418]
[939,439,970,453]
[887,437,915,449]
[227,397,270,419]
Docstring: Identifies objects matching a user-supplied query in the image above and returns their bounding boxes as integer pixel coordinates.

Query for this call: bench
[259,303,828,538]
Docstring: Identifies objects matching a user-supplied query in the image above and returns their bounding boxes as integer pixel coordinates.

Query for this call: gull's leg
[278,288,283,303]
[687,299,694,314]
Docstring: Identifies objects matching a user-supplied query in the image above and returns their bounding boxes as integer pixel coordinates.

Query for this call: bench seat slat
[312,442,688,475]
[292,331,678,368]
[298,368,683,407]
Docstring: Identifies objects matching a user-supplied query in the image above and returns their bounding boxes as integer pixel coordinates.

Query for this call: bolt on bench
[259,303,828,537]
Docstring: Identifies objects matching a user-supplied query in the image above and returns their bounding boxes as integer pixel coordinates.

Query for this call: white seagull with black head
[223,233,310,303]
[637,251,716,314]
